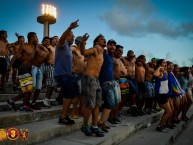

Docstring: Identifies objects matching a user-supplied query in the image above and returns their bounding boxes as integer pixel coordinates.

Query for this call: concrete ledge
[0,106,62,128]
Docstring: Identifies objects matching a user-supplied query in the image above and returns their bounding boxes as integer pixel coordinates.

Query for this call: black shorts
[12,59,22,68]
[18,65,32,75]
[156,94,169,104]
[0,57,7,74]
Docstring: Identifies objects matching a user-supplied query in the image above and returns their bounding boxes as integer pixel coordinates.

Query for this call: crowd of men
[0,20,193,137]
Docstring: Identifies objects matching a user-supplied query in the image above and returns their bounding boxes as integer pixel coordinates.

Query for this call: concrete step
[0,106,62,128]
[119,106,193,145]
[0,92,59,102]
[1,83,49,94]
[35,111,163,145]
[0,98,61,112]
[0,109,163,145]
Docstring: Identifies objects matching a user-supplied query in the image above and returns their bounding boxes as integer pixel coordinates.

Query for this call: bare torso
[71,46,85,73]
[0,40,8,56]
[114,58,127,80]
[20,44,35,67]
[135,63,145,82]
[33,45,50,67]
[46,45,55,65]
[122,57,135,78]
[145,63,155,81]
[84,46,103,78]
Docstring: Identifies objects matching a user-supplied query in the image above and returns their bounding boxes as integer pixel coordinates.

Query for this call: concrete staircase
[0,81,193,145]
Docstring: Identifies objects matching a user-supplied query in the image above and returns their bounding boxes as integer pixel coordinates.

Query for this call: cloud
[100,0,193,38]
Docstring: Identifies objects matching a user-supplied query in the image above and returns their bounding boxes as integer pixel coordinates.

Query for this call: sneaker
[81,124,93,136]
[181,117,189,121]
[90,126,104,137]
[43,99,51,108]
[98,122,108,133]
[56,97,63,105]
[155,107,162,112]
[107,118,119,124]
[31,103,41,110]
[117,111,123,118]
[19,105,33,112]
[114,117,121,124]
[58,116,75,125]
[104,123,110,129]
[156,126,168,133]
[144,108,151,115]
[150,109,157,113]
[130,106,138,116]
[71,114,79,119]
[7,99,17,111]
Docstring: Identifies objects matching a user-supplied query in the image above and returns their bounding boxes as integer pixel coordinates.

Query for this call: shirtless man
[135,55,146,115]
[43,36,59,107]
[31,37,51,110]
[70,36,86,118]
[11,34,25,91]
[81,34,105,137]
[121,50,138,116]
[7,32,38,111]
[113,45,128,116]
[0,30,8,93]
[144,58,157,114]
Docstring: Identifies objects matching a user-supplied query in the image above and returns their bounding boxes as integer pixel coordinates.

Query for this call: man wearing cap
[97,39,119,132]
[70,36,86,119]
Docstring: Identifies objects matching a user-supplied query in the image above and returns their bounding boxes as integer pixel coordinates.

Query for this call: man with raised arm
[81,34,105,137]
[54,20,87,125]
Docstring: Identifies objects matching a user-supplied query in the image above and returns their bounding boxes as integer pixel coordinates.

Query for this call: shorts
[73,73,83,97]
[0,57,7,74]
[101,81,117,109]
[44,64,57,87]
[82,75,102,108]
[113,80,121,103]
[31,65,43,90]
[119,78,129,95]
[137,82,146,99]
[54,75,75,99]
[156,94,169,105]
[144,81,155,98]
[127,78,138,95]
[17,65,33,92]
[12,59,22,69]
[18,65,31,75]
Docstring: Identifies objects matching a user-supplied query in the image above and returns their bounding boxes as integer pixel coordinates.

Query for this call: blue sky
[1,0,193,66]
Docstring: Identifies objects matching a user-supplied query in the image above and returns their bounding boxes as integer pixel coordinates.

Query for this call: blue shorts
[101,81,117,109]
[31,65,43,90]
[144,81,155,98]
[127,78,138,95]
[55,75,75,99]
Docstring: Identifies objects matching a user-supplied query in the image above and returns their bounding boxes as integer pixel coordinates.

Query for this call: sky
[1,0,193,66]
